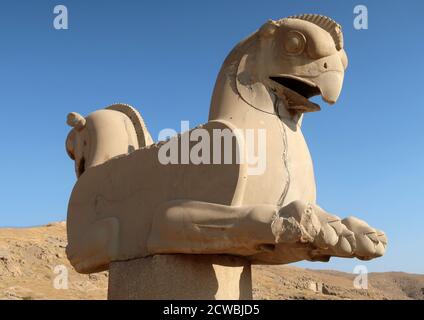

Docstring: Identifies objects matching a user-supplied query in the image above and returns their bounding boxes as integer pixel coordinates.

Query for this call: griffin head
[235,14,348,117]
[65,104,153,178]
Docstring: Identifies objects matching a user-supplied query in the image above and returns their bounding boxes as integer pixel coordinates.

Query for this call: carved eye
[284,31,306,55]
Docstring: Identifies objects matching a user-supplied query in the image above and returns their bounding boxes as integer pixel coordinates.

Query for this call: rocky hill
[1,222,423,300]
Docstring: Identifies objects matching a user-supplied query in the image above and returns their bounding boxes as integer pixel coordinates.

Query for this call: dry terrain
[1,222,423,300]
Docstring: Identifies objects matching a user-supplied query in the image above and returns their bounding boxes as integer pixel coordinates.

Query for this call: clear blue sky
[0,0,423,274]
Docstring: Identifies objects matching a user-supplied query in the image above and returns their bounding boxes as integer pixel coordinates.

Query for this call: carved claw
[376,229,388,256]
[311,207,357,258]
[342,217,387,260]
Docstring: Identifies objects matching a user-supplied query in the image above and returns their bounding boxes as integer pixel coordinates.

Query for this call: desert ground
[1,222,423,300]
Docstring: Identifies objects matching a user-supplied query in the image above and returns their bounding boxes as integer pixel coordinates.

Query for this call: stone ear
[67,112,86,131]
[66,130,75,160]
[259,20,278,38]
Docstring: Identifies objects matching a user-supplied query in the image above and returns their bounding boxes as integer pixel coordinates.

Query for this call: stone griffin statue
[65,14,387,274]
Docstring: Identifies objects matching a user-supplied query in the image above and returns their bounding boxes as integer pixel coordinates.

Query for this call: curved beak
[311,71,344,105]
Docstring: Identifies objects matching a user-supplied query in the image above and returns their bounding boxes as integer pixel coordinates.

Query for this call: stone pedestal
[108,254,252,300]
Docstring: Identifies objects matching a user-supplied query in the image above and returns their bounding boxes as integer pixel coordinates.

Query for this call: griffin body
[66,15,386,274]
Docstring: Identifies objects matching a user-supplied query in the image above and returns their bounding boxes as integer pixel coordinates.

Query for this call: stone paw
[272,201,387,262]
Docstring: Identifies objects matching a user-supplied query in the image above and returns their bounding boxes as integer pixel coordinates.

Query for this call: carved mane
[286,14,344,50]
